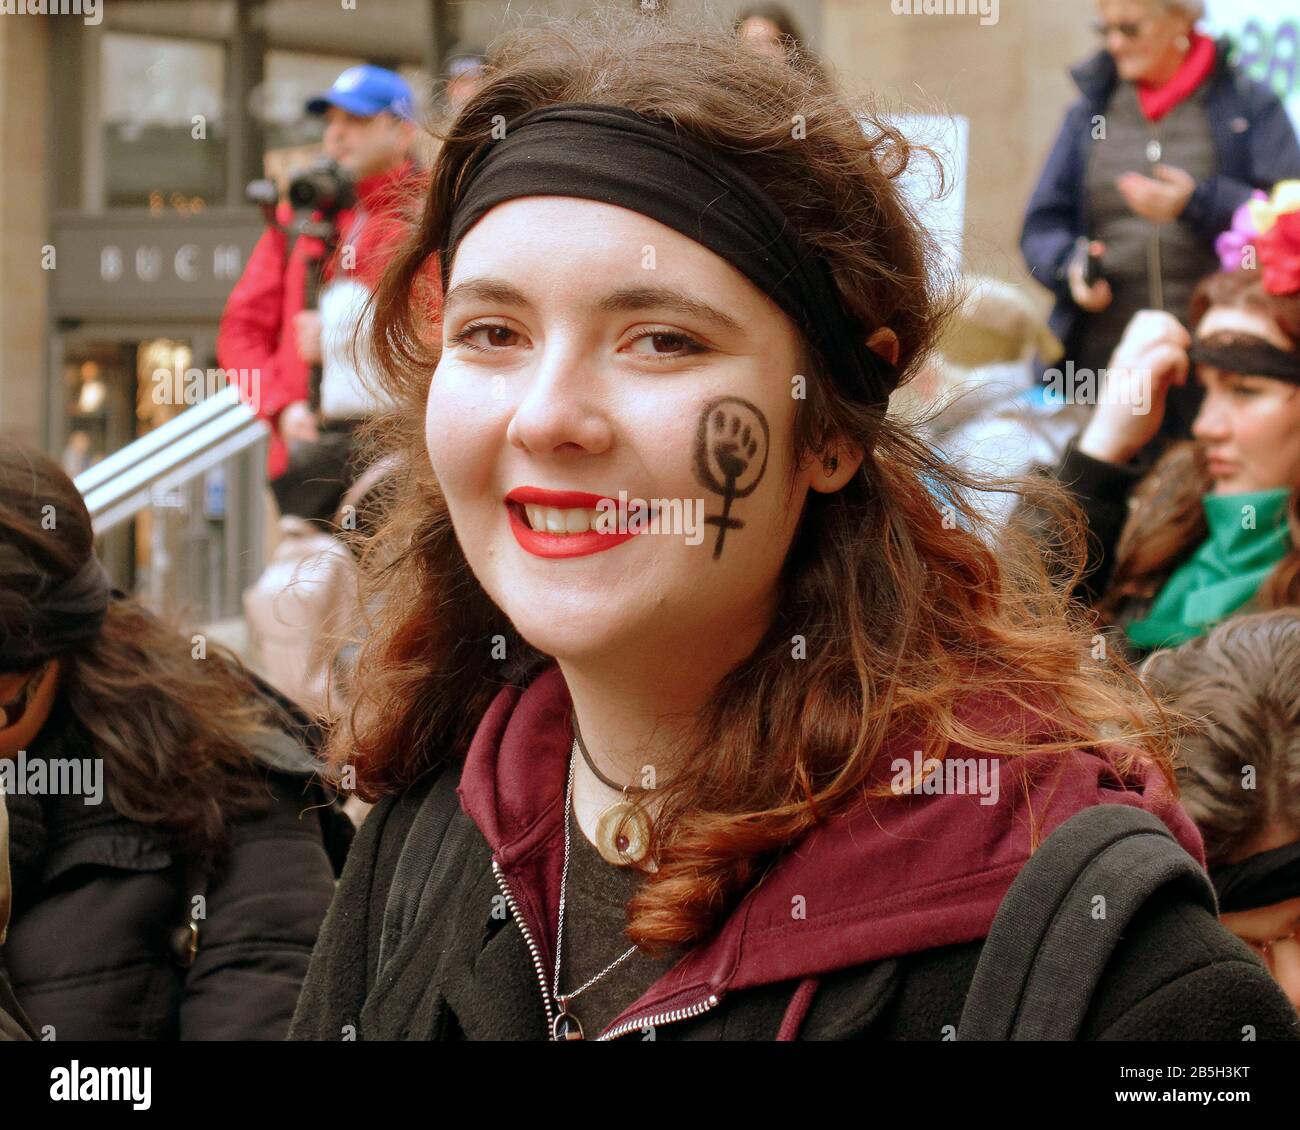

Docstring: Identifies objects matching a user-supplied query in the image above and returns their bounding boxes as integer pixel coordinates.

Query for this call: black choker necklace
[570,710,653,868]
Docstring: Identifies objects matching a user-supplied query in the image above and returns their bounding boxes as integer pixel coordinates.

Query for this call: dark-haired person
[734,2,828,85]
[1022,0,1300,451]
[0,443,350,1040]
[1036,184,1300,660]
[1142,610,1300,1010]
[289,11,1297,1042]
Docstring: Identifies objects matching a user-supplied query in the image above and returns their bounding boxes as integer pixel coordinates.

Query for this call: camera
[1071,236,1106,288]
[286,158,356,216]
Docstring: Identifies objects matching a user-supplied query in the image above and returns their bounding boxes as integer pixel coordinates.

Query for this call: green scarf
[1126,487,1292,651]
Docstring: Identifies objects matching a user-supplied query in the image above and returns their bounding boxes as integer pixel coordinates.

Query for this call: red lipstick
[504,485,638,559]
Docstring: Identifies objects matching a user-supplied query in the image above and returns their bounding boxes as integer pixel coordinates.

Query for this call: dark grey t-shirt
[555,800,683,1038]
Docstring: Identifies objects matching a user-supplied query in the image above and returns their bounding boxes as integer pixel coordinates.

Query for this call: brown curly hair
[1141,610,1300,865]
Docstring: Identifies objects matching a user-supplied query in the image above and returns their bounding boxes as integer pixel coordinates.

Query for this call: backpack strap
[373,762,469,985]
[958,803,1217,1040]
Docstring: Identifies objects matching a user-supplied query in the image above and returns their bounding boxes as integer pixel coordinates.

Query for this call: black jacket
[3,693,352,1041]
[1028,439,1199,663]
[1051,439,1153,602]
[290,766,1300,1041]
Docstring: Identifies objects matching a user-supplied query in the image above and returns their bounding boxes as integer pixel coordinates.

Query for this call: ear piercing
[822,454,839,476]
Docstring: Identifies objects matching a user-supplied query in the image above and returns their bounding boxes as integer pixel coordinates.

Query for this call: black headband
[1189,333,1300,387]
[0,554,112,674]
[1210,838,1300,915]
[440,102,897,408]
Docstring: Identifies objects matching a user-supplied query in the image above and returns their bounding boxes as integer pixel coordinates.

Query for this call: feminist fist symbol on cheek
[694,396,770,560]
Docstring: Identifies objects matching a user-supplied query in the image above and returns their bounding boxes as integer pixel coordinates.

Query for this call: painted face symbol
[694,396,770,559]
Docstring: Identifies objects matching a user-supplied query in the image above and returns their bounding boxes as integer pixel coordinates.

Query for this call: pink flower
[1214,192,1266,274]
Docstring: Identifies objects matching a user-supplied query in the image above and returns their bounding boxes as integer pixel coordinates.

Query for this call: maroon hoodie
[457,663,1205,1040]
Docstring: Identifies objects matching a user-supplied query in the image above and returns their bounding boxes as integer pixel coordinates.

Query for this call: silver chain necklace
[550,739,639,1041]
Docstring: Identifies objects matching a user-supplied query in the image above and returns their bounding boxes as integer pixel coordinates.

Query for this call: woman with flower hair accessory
[1026,179,1300,662]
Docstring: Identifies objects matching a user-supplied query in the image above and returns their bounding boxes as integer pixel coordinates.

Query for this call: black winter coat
[3,694,351,1041]
[289,768,1300,1042]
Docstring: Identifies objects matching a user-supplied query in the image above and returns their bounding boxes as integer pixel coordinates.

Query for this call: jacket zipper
[491,859,555,1035]
[596,994,721,1041]
[1148,220,1165,309]
[1146,130,1165,310]
[491,858,721,1041]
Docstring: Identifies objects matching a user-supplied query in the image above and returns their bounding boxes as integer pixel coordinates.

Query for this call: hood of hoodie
[457,663,1205,1037]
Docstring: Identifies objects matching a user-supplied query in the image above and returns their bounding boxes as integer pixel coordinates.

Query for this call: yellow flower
[1248,180,1300,235]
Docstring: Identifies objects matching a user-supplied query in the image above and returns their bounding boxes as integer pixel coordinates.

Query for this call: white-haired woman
[1022,0,1300,455]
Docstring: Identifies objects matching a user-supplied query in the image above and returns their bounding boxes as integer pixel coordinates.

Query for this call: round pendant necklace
[571,709,654,868]
[551,746,639,1041]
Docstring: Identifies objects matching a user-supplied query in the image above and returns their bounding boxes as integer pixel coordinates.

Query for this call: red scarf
[1137,30,1217,123]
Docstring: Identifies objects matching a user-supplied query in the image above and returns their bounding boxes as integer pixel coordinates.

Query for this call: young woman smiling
[1042,185,1300,659]
[290,11,1299,1041]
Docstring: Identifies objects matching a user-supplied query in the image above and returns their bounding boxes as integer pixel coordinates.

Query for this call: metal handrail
[77,385,269,534]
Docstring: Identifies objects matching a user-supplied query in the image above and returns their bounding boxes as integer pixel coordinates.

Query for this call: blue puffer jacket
[1020,37,1300,350]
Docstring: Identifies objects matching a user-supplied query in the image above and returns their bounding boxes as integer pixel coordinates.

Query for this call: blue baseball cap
[306,65,414,120]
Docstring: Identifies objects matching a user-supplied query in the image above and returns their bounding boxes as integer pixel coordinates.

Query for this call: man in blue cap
[218,64,425,518]
[307,64,417,190]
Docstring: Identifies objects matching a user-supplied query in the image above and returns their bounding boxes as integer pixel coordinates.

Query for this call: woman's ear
[866,327,900,368]
[0,660,61,760]
[807,441,865,494]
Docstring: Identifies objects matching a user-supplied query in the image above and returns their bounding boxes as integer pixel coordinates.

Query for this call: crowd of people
[2,0,1300,1043]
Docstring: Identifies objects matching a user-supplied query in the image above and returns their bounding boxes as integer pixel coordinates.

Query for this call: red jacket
[457,663,1205,1039]
[217,158,433,480]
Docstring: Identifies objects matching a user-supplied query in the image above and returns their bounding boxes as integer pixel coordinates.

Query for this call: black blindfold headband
[1189,333,1300,387]
[440,102,898,408]
[1210,838,1300,915]
[0,554,112,674]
